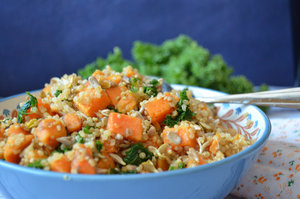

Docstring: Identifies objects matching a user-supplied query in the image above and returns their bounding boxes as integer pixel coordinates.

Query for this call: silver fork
[160,80,300,109]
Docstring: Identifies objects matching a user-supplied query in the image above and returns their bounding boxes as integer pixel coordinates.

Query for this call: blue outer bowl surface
[0,86,271,199]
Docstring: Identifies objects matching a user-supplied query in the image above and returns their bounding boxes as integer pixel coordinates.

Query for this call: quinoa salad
[0,66,253,174]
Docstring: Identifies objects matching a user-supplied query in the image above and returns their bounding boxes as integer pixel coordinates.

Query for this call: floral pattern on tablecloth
[232,118,300,199]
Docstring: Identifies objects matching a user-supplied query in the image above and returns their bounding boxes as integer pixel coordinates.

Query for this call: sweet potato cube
[36,118,67,148]
[107,112,143,142]
[50,155,71,173]
[71,144,96,174]
[163,125,197,148]
[74,88,110,117]
[116,91,137,113]
[145,98,174,123]
[4,133,34,163]
[106,86,127,106]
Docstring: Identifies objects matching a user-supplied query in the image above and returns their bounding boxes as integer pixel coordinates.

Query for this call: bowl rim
[0,86,271,181]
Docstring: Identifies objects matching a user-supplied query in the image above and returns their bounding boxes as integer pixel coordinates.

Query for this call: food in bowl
[0,66,253,174]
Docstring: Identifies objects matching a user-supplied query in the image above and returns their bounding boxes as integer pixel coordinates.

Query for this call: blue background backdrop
[0,0,295,96]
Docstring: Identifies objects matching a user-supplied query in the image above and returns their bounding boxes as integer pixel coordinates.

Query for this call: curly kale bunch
[78,35,268,95]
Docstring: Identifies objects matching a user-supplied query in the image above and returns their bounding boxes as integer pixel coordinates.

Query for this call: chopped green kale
[17,92,38,123]
[75,134,84,144]
[96,140,103,152]
[53,143,71,154]
[123,143,153,166]
[83,125,91,134]
[143,79,159,97]
[130,77,140,93]
[27,159,43,169]
[163,89,195,127]
[54,90,62,97]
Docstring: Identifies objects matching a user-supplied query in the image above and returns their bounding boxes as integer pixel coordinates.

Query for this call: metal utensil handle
[198,87,300,108]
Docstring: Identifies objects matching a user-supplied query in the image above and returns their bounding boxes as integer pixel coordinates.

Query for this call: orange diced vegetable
[116,91,137,113]
[23,98,53,121]
[163,125,197,148]
[74,88,110,117]
[107,112,143,142]
[187,154,207,168]
[71,144,96,174]
[105,75,122,85]
[106,86,125,106]
[0,126,5,138]
[37,99,52,114]
[6,124,28,136]
[42,85,52,97]
[97,152,115,170]
[50,156,71,173]
[36,118,67,148]
[103,139,118,153]
[91,70,104,79]
[145,98,174,123]
[92,70,122,85]
[63,113,82,133]
[156,158,169,171]
[209,133,221,155]
[123,66,137,78]
[4,133,34,163]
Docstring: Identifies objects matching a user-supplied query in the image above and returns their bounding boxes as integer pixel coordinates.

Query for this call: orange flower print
[296,164,300,172]
[297,194,300,199]
[273,172,283,181]
[272,150,282,158]
[269,160,273,164]
[254,193,264,199]
[262,147,268,152]
[258,176,267,184]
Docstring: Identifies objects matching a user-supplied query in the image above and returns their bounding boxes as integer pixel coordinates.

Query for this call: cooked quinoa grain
[0,66,253,174]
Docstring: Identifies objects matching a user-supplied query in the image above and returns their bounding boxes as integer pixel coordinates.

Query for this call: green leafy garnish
[17,92,38,123]
[169,166,175,171]
[53,143,71,154]
[78,35,268,96]
[83,125,91,134]
[96,140,103,152]
[163,115,178,127]
[27,159,43,169]
[130,77,140,93]
[143,79,159,97]
[75,134,84,144]
[54,90,62,97]
[169,162,185,171]
[123,143,153,166]
[178,162,185,169]
[163,89,195,127]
